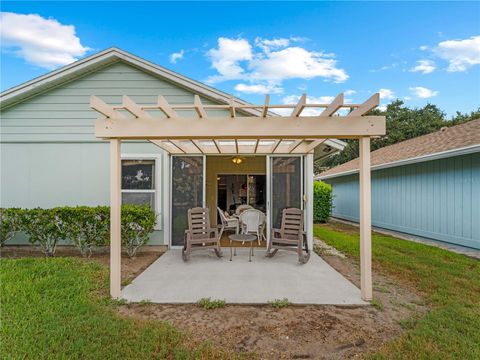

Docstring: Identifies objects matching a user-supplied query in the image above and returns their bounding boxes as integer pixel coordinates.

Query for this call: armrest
[272,228,282,238]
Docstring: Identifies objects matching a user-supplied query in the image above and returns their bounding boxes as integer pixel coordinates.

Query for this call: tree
[316,101,479,172]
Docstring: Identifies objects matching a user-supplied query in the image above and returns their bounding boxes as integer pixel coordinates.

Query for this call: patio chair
[217,207,239,240]
[235,204,253,215]
[182,207,222,261]
[239,209,266,245]
[265,208,310,264]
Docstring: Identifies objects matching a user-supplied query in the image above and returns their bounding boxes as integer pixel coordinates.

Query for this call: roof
[0,47,267,116]
[318,118,480,179]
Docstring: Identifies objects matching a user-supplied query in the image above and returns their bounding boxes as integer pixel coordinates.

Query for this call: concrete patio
[121,249,366,305]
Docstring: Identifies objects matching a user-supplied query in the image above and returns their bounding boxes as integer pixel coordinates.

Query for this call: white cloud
[169,49,184,64]
[344,89,356,96]
[403,96,412,101]
[254,37,290,52]
[409,86,438,99]
[410,59,436,74]
[419,45,429,51]
[379,88,395,100]
[206,37,253,82]
[234,83,283,94]
[206,36,348,85]
[434,35,480,72]
[250,46,348,83]
[0,12,89,69]
[378,105,387,112]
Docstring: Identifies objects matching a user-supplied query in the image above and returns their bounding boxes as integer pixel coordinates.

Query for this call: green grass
[0,257,230,359]
[314,223,480,360]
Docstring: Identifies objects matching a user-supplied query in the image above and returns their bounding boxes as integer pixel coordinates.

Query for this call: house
[1,47,386,299]
[1,48,345,246]
[317,119,480,250]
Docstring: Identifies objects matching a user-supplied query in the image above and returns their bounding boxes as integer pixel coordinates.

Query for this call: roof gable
[0,47,260,114]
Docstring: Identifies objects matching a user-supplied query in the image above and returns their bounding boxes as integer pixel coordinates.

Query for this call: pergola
[91,92,386,301]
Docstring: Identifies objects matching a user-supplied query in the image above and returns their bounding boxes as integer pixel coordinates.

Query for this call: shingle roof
[319,118,480,178]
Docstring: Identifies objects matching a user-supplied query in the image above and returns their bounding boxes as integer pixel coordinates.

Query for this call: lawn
[0,257,230,359]
[314,222,480,360]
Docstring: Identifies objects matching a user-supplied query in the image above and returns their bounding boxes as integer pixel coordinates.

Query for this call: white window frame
[121,154,162,230]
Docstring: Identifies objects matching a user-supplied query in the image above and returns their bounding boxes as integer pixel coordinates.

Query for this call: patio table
[228,234,257,262]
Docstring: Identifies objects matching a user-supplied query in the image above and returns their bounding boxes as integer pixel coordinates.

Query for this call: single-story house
[317,119,480,250]
[1,48,345,247]
[1,47,386,299]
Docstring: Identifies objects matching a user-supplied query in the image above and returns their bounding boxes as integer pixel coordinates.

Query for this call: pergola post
[110,139,122,298]
[359,136,372,300]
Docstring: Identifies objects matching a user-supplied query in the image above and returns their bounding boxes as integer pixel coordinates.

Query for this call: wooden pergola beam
[348,93,380,117]
[194,95,208,118]
[320,93,344,117]
[95,115,385,139]
[122,95,150,118]
[291,94,307,117]
[157,95,178,118]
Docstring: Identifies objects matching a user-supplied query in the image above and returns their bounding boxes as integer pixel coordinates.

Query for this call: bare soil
[3,244,428,359]
[117,250,428,359]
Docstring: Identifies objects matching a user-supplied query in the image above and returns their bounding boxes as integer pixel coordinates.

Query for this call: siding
[325,152,480,249]
[1,60,227,245]
[0,61,223,142]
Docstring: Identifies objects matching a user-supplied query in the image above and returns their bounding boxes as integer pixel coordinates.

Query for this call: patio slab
[121,249,367,305]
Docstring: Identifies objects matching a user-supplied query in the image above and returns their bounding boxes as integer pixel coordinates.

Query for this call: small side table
[228,234,257,262]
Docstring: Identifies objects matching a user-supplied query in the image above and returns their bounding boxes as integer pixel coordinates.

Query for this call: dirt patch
[118,251,428,359]
[0,246,163,284]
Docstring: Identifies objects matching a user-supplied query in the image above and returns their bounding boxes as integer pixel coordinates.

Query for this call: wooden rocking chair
[265,208,310,264]
[182,207,222,261]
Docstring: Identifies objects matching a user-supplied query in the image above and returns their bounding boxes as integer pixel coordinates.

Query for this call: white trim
[121,154,162,230]
[163,155,171,248]
[317,144,480,180]
[305,154,314,250]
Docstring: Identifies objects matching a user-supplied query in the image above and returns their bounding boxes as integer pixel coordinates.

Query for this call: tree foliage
[316,101,480,172]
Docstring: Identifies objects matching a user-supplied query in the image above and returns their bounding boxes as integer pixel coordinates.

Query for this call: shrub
[19,208,67,257]
[121,205,156,258]
[196,297,226,310]
[0,208,22,246]
[58,206,109,257]
[313,181,333,223]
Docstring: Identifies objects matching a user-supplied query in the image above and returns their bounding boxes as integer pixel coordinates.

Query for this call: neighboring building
[317,119,480,250]
[0,48,345,248]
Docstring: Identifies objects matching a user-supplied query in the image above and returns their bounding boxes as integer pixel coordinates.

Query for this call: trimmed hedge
[0,205,156,258]
[313,181,333,223]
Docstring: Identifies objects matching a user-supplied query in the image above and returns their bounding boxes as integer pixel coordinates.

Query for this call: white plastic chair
[239,209,266,245]
[217,207,239,240]
[235,204,253,215]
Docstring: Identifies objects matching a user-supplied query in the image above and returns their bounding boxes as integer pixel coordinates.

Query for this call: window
[121,159,156,210]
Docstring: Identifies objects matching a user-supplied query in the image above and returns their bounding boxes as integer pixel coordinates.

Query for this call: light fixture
[231,156,243,165]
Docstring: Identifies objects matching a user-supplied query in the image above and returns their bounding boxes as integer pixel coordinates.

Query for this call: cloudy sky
[1,2,479,116]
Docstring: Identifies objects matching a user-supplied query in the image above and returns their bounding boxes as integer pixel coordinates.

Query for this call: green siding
[0,61,225,142]
[325,152,480,249]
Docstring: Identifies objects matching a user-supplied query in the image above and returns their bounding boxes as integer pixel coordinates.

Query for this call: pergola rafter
[91,93,384,155]
[91,92,385,303]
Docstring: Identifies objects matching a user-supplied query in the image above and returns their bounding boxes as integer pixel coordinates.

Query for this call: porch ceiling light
[231,156,243,165]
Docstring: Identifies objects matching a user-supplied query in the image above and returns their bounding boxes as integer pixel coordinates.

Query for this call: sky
[1,1,479,117]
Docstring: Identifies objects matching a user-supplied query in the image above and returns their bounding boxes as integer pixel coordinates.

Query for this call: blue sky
[1,1,479,116]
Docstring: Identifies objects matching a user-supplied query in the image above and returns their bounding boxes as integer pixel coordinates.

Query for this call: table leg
[230,246,233,261]
[249,241,252,262]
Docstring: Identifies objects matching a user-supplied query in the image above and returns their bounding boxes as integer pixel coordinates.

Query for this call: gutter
[316,143,480,180]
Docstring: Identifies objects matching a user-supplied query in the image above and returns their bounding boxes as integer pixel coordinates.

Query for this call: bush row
[0,205,156,258]
[313,181,333,223]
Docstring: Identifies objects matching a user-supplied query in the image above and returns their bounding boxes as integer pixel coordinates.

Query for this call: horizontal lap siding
[0,61,226,142]
[325,152,480,249]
